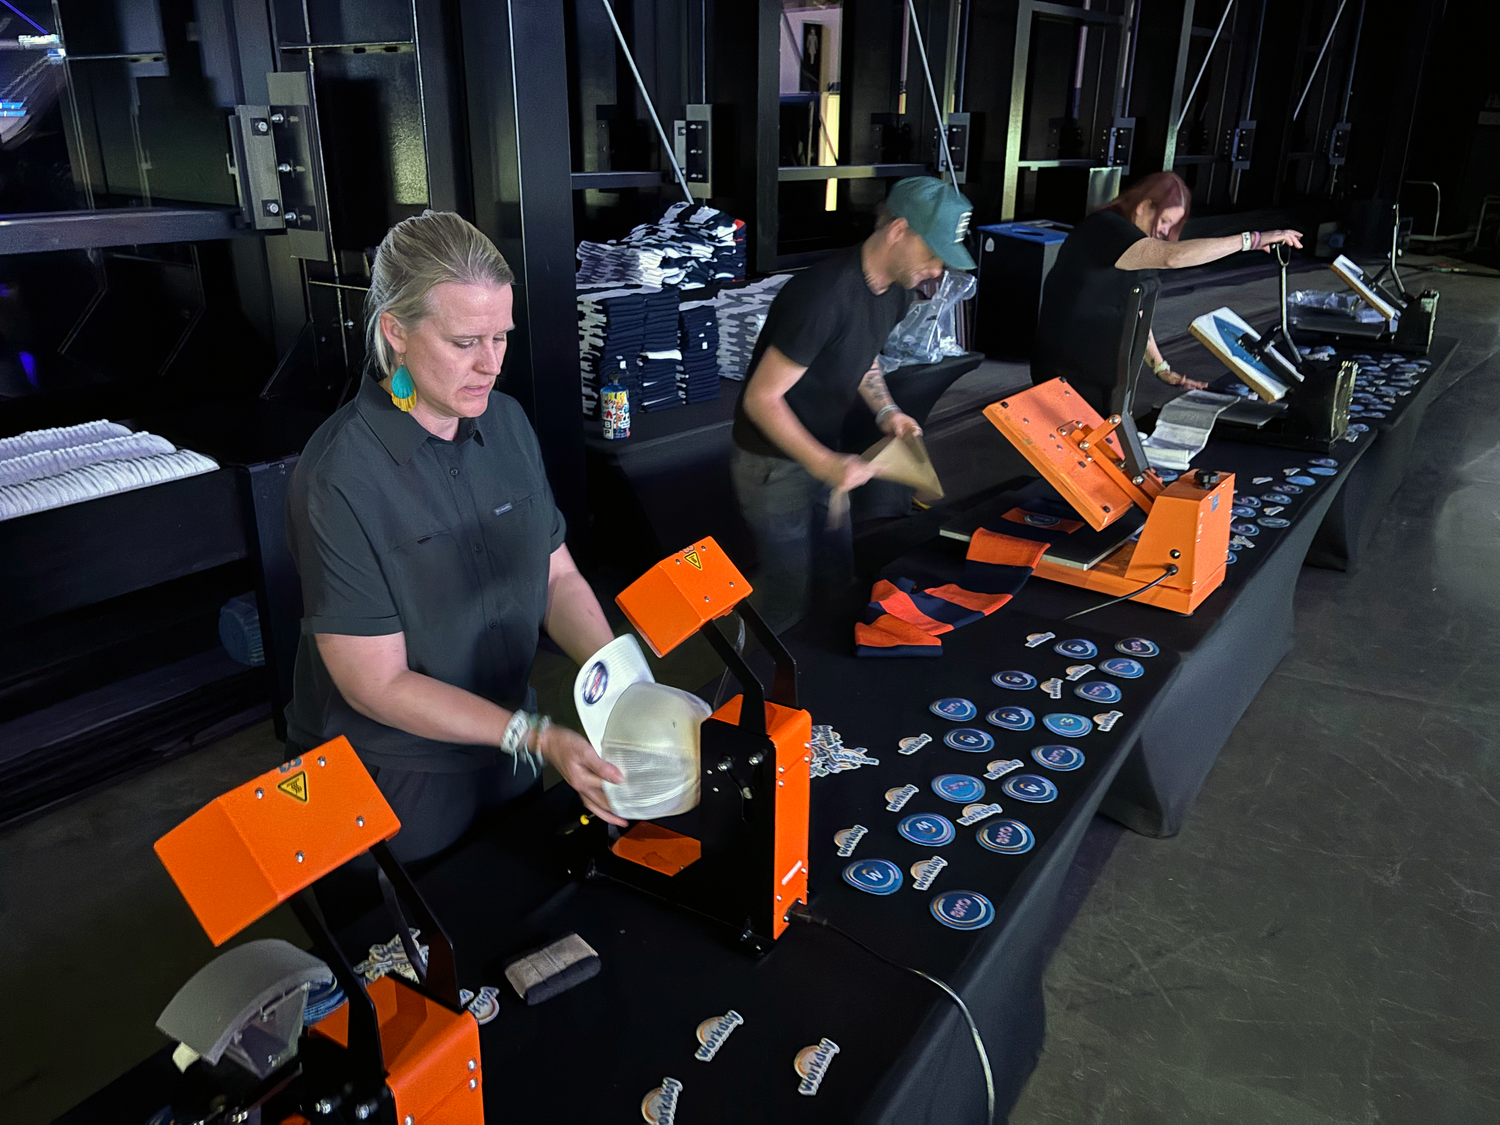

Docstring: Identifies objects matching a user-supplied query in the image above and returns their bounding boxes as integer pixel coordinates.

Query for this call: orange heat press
[978,281,1234,614]
[571,537,811,954]
[152,737,483,1125]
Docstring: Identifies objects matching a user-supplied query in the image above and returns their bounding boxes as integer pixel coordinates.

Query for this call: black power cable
[1064,563,1179,620]
[787,902,996,1125]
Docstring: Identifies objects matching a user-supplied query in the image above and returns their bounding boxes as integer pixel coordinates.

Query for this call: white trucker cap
[573,634,655,751]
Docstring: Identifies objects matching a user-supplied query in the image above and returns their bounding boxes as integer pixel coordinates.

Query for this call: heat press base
[610,822,703,876]
[1033,546,1225,615]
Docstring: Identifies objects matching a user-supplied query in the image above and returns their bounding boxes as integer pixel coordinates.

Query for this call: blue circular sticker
[1002,774,1059,803]
[1226,550,1238,564]
[1074,681,1122,704]
[1308,466,1337,476]
[944,728,995,753]
[1021,512,1060,527]
[986,706,1035,731]
[1264,492,1293,505]
[977,820,1035,854]
[1054,638,1098,659]
[992,670,1038,691]
[930,889,995,930]
[930,697,977,722]
[1231,505,1256,518]
[1230,521,1260,537]
[1349,423,1369,434]
[897,813,956,847]
[1042,712,1094,737]
[1257,516,1290,528]
[932,774,986,803]
[1032,744,1085,771]
[1099,657,1145,679]
[1280,483,1304,494]
[1237,495,1262,509]
[843,859,903,895]
[1115,638,1159,657]
[1287,475,1317,486]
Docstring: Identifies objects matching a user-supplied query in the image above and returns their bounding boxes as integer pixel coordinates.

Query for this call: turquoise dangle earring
[389,357,416,412]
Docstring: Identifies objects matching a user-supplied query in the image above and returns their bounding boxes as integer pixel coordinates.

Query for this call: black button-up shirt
[285,374,566,771]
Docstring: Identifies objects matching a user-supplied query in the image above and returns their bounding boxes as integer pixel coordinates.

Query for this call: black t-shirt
[284,374,567,773]
[1032,209,1154,415]
[732,246,913,457]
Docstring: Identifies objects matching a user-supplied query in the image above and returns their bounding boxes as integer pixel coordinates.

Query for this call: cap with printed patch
[886,177,976,269]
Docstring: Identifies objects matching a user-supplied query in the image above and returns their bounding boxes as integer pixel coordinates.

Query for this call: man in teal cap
[731,176,974,630]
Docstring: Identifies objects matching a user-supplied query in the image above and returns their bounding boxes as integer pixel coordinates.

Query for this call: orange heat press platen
[611,822,704,875]
[983,378,1233,614]
[713,696,812,940]
[312,974,483,1125]
[616,537,751,657]
[154,737,400,945]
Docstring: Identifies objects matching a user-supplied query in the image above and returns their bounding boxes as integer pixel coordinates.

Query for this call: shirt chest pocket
[385,529,474,630]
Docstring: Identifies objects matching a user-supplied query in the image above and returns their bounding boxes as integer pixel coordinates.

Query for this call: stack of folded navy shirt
[578,287,647,417]
[636,287,684,412]
[677,299,721,404]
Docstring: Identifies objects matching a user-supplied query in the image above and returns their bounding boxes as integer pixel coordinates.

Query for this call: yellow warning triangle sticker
[277,771,308,803]
[684,549,702,570]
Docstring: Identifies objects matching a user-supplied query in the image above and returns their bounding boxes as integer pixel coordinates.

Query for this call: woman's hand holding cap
[541,725,628,826]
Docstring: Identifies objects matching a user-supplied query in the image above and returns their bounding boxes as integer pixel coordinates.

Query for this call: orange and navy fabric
[855,529,1046,657]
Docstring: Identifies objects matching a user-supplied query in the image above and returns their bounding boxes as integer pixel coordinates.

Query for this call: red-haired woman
[1032,171,1303,415]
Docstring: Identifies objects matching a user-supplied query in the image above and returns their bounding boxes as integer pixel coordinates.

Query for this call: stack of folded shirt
[677,299,721,404]
[713,274,793,380]
[0,419,219,521]
[636,288,684,412]
[578,287,649,417]
[575,204,746,291]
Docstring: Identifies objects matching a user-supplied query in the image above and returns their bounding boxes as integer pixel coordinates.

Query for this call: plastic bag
[879,270,977,370]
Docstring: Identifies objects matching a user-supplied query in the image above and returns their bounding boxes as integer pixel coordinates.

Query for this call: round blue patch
[1053,638,1098,659]
[843,859,903,895]
[1232,505,1256,518]
[1230,521,1260,537]
[930,889,995,930]
[986,706,1035,732]
[1257,516,1290,528]
[932,774,986,803]
[1264,492,1294,505]
[1074,681,1122,704]
[1226,550,1238,564]
[1115,638,1160,657]
[1287,475,1317,486]
[1042,712,1094,737]
[930,697,977,722]
[977,820,1035,854]
[1002,774,1059,803]
[1237,495,1262,509]
[1280,483,1305,494]
[992,670,1038,691]
[1099,657,1145,679]
[944,728,995,753]
[1032,744,1085,771]
[897,813,956,847]
[1021,512,1060,527]
[1348,423,1369,434]
[1307,466,1337,476]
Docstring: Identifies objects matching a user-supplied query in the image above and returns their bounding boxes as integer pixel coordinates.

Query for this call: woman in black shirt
[1032,172,1303,416]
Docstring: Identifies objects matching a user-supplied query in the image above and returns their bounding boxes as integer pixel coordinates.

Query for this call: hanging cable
[904,0,961,195]
[788,903,995,1125]
[1064,565,1179,620]
[598,0,694,204]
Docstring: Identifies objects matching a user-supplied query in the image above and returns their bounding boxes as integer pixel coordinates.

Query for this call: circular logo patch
[1258,516,1290,528]
[1237,495,1262,509]
[1308,466,1336,476]
[944,728,995,753]
[1099,657,1145,679]
[1115,638,1159,657]
[1287,475,1317,486]
[1232,505,1256,518]
[581,661,609,705]
[977,819,1035,854]
[992,670,1038,691]
[1042,712,1093,736]
[930,890,995,930]
[842,859,903,895]
[1002,774,1059,803]
[1032,744,1085,771]
[929,697,977,722]
[1023,512,1060,527]
[986,706,1035,731]
[1074,681,1122,704]
[897,813,956,847]
[1230,521,1260,537]
[1264,492,1294,505]
[1226,550,1238,564]
[1280,483,1305,494]
[1310,457,1337,468]
[932,774,986,803]
[1054,638,1098,659]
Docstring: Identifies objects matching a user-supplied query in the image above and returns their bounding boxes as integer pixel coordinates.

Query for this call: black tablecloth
[1305,335,1460,571]
[317,608,1177,1125]
[894,430,1373,838]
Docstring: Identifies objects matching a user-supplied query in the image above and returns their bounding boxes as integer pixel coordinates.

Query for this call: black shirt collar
[356,374,485,464]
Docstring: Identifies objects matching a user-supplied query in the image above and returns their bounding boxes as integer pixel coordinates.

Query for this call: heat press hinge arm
[1065,417,1161,514]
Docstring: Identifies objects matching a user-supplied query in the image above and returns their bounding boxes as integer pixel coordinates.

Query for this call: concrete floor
[1,258,1495,1123]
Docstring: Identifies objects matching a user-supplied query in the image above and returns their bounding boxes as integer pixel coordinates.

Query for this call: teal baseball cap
[886,177,976,270]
